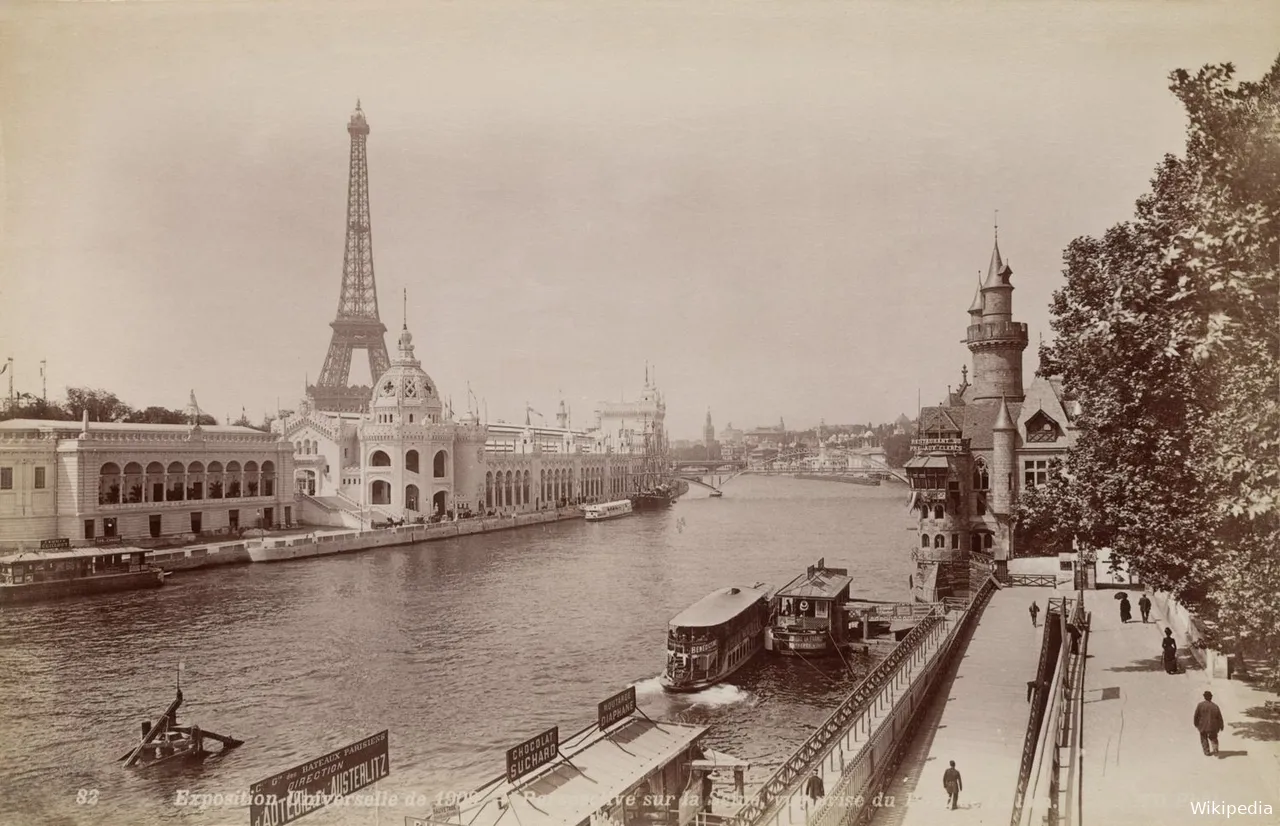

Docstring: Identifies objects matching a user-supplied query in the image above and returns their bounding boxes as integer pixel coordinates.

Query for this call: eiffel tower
[308,101,392,414]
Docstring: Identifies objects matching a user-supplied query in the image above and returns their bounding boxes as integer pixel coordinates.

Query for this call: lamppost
[255,509,264,539]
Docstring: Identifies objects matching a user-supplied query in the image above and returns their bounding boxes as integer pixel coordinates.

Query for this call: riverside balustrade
[809,576,1000,826]
[727,607,948,826]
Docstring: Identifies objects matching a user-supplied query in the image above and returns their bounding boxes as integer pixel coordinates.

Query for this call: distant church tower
[966,232,1028,402]
[703,409,715,448]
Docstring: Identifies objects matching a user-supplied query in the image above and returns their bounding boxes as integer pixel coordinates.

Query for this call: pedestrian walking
[1138,593,1152,623]
[1029,601,1040,628]
[1119,593,1132,623]
[805,770,825,804]
[943,761,962,810]
[1162,627,1179,674]
[1194,691,1224,756]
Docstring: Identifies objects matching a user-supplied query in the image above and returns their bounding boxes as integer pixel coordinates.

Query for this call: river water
[0,475,912,826]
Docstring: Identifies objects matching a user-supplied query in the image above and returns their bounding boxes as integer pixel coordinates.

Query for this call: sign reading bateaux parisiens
[505,726,558,784]
[597,686,636,731]
[249,730,389,826]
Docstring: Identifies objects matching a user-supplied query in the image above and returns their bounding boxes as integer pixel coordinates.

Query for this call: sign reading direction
[505,726,558,784]
[94,536,123,547]
[598,686,636,731]
[40,538,70,550]
[249,730,389,826]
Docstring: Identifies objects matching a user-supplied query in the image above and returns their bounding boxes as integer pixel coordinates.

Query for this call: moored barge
[661,585,772,692]
[766,558,852,656]
[0,546,164,605]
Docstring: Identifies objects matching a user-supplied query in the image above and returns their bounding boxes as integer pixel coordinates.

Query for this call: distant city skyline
[3,1,1277,440]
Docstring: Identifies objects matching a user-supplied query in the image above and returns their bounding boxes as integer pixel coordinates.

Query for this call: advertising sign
[597,686,636,731]
[40,538,70,550]
[249,730,389,826]
[505,726,558,784]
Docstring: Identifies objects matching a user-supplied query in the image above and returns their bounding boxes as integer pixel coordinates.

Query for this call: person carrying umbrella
[1118,592,1132,623]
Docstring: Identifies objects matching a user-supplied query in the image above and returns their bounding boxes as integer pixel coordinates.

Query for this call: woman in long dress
[1161,627,1178,673]
[1119,594,1132,623]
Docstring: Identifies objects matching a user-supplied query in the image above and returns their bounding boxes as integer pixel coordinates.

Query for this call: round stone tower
[991,396,1018,566]
[967,237,1029,401]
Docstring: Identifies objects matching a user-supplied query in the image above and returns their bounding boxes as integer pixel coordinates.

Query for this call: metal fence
[806,576,1001,826]
[726,605,949,826]
[1007,574,1058,587]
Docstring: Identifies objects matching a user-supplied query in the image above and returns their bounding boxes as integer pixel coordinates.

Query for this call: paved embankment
[145,509,585,572]
[868,586,1057,826]
[1079,590,1280,826]
[727,609,959,826]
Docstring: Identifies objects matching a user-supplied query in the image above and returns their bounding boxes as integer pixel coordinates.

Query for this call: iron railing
[807,576,1001,826]
[726,606,948,826]
[1008,574,1058,587]
[1010,602,1062,825]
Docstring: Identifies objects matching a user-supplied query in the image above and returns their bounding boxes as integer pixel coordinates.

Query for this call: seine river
[0,475,912,826]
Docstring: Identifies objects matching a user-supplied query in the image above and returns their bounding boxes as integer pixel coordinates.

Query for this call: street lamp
[256,509,264,539]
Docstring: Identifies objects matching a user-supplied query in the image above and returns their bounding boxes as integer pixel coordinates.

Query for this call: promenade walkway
[868,586,1057,826]
[733,611,958,826]
[1079,590,1280,825]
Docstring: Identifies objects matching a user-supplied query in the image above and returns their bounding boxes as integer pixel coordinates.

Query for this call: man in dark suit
[943,761,962,810]
[1194,691,1225,756]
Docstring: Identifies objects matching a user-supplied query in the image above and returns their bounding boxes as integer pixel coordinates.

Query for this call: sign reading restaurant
[505,726,558,784]
[597,686,636,731]
[249,730,389,826]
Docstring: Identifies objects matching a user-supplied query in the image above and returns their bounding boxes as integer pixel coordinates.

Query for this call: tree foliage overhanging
[1030,56,1280,656]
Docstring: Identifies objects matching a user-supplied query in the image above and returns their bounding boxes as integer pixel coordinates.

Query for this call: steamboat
[661,584,772,692]
[121,677,243,770]
[583,499,634,521]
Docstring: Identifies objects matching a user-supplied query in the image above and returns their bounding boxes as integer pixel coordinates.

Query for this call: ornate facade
[279,321,655,523]
[0,416,296,547]
[906,235,1080,601]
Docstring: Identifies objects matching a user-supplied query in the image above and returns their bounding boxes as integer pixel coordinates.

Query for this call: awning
[691,748,750,771]
[903,456,951,469]
[462,718,708,826]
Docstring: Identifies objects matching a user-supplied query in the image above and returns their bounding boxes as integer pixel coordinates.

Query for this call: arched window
[225,461,242,498]
[371,480,391,505]
[934,534,946,549]
[983,533,994,550]
[370,450,391,467]
[166,461,185,501]
[921,534,930,548]
[933,504,944,520]
[433,450,447,478]
[99,463,122,505]
[405,484,419,512]
[187,462,205,500]
[123,462,144,504]
[485,471,494,510]
[244,461,260,497]
[405,450,420,474]
[951,533,960,550]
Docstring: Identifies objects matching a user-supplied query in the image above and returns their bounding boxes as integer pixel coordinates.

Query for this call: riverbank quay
[1079,590,1280,826]
[140,508,585,572]
[864,585,1058,826]
[721,582,1001,826]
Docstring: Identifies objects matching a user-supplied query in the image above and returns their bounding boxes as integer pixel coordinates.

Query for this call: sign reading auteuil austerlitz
[597,686,636,731]
[505,726,558,784]
[249,730,389,826]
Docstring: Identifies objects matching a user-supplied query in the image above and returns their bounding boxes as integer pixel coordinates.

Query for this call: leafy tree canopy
[2,386,217,426]
[1032,56,1280,658]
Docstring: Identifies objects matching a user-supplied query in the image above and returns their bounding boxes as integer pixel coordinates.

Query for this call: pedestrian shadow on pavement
[1215,750,1250,758]
[1105,655,1200,674]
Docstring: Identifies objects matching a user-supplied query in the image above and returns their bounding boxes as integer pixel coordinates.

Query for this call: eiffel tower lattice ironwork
[309,101,392,414]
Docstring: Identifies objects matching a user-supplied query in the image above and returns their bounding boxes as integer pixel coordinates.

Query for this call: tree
[1035,56,1280,659]
[63,387,133,422]
[882,433,912,468]
[0,393,71,422]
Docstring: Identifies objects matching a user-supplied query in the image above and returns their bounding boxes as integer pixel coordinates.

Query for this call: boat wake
[634,676,752,709]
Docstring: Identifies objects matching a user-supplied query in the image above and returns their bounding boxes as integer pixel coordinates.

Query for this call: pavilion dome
[370,325,443,417]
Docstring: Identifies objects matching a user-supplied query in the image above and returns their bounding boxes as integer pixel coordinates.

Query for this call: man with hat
[1193,691,1225,756]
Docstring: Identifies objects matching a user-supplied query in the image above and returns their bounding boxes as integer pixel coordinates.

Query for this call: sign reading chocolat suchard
[505,726,559,784]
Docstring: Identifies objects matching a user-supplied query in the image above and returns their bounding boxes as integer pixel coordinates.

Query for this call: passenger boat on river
[766,558,853,657]
[661,585,772,692]
[0,546,164,605]
[582,499,633,521]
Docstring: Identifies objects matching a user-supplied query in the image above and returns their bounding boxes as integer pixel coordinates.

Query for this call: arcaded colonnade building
[905,235,1080,601]
[0,415,296,547]
[277,321,665,524]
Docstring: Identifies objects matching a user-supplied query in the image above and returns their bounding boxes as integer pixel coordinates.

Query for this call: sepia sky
[1,1,1277,439]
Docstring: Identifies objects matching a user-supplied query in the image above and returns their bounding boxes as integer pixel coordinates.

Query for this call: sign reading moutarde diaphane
[249,730,389,826]
[597,685,636,731]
